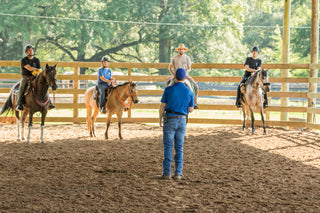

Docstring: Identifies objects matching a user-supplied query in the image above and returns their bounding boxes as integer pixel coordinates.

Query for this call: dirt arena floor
[0,123,320,212]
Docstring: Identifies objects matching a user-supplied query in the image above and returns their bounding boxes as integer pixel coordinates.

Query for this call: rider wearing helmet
[97,56,115,114]
[16,44,55,111]
[236,46,268,108]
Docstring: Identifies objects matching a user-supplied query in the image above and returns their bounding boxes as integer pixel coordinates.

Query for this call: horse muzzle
[133,98,139,104]
[52,84,58,91]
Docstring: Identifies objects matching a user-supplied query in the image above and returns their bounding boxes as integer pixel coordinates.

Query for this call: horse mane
[109,81,136,92]
[32,68,47,88]
[249,70,261,86]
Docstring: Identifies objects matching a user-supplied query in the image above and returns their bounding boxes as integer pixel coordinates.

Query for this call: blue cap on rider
[175,68,186,80]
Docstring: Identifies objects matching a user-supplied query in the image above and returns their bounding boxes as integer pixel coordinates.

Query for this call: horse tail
[0,91,13,115]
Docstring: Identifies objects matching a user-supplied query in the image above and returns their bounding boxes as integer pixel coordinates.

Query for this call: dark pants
[236,76,268,106]
[16,75,29,105]
[97,83,109,109]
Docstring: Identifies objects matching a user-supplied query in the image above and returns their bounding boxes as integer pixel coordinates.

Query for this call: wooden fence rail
[0,60,319,130]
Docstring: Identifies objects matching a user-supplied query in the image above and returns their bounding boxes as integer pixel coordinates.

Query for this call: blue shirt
[161,82,194,116]
[97,67,112,85]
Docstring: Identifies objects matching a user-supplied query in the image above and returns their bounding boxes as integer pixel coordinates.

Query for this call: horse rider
[236,46,268,108]
[16,44,55,111]
[159,68,194,180]
[97,56,115,114]
[168,44,199,109]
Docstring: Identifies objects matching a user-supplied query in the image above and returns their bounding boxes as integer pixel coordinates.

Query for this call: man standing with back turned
[159,68,194,180]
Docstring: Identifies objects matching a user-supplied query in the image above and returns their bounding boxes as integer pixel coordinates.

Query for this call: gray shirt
[170,54,192,72]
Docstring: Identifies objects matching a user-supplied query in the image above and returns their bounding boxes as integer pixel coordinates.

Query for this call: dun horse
[85,82,139,140]
[240,69,270,134]
[0,64,57,143]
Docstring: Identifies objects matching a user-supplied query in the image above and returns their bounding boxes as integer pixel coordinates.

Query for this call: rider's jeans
[97,83,109,109]
[162,117,186,176]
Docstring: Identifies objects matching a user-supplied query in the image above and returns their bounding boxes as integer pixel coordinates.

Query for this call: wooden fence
[0,60,319,130]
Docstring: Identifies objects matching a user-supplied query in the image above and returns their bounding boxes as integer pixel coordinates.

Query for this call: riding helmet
[251,46,260,53]
[24,44,34,53]
[101,56,111,62]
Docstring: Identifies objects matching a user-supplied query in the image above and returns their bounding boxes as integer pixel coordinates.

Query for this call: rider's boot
[101,107,107,114]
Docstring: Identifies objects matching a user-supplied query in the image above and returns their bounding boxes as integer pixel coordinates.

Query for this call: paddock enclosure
[1,61,320,131]
[0,123,319,212]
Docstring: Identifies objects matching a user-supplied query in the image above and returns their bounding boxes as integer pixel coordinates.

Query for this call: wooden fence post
[128,67,132,119]
[307,0,319,128]
[281,0,291,122]
[73,66,80,124]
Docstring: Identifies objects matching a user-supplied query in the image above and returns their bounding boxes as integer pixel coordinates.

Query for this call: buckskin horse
[84,82,139,140]
[0,64,58,143]
[240,69,270,134]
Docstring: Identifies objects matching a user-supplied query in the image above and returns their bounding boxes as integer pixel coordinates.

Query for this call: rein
[114,84,137,110]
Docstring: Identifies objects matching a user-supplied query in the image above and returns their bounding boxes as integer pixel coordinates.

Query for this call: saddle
[240,76,251,94]
[93,85,112,107]
[13,76,36,104]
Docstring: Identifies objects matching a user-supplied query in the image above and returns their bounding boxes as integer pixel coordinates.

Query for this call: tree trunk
[159,26,171,75]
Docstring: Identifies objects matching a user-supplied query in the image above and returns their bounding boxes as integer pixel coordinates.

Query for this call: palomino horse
[84,82,139,140]
[240,69,270,134]
[0,64,58,143]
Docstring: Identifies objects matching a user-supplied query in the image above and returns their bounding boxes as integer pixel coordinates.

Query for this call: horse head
[129,82,139,104]
[44,64,58,91]
[258,69,270,93]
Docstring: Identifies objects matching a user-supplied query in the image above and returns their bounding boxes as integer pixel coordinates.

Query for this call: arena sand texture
[0,123,320,212]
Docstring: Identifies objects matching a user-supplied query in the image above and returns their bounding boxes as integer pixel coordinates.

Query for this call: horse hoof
[40,141,46,144]
[252,130,256,134]
[264,131,267,135]
[17,138,21,142]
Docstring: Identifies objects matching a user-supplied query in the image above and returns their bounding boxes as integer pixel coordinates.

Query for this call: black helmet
[24,44,34,53]
[101,56,110,62]
[251,46,260,52]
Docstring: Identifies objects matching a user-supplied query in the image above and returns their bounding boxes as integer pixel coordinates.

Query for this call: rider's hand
[159,119,163,127]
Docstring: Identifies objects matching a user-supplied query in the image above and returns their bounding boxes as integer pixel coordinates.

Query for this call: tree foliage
[0,0,316,76]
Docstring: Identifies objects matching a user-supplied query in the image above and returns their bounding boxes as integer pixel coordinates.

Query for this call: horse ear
[53,64,58,68]
[46,64,49,69]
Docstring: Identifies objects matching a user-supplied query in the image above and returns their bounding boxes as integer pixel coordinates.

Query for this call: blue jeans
[162,117,186,176]
[97,83,109,109]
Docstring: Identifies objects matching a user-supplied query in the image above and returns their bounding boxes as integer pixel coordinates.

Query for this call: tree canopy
[0,0,316,76]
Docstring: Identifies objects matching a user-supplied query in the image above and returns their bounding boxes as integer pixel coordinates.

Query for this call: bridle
[114,83,138,110]
[256,70,270,92]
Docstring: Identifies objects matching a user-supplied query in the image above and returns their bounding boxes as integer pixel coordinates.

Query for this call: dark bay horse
[240,69,270,134]
[0,64,57,143]
[84,82,139,140]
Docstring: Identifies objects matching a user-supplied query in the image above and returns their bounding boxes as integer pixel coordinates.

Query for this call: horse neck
[114,83,130,100]
[33,72,49,98]
[249,72,260,89]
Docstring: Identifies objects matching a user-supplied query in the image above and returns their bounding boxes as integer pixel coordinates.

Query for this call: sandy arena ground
[0,123,320,212]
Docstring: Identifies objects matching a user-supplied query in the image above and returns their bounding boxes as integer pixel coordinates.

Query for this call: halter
[254,70,269,93]
[114,83,138,110]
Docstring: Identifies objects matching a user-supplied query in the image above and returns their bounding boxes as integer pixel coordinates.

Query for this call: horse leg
[40,110,48,143]
[15,110,22,141]
[86,106,93,137]
[105,113,112,140]
[116,112,123,140]
[260,108,267,134]
[250,109,255,134]
[20,111,28,141]
[242,106,246,131]
[26,111,33,144]
[91,108,99,137]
